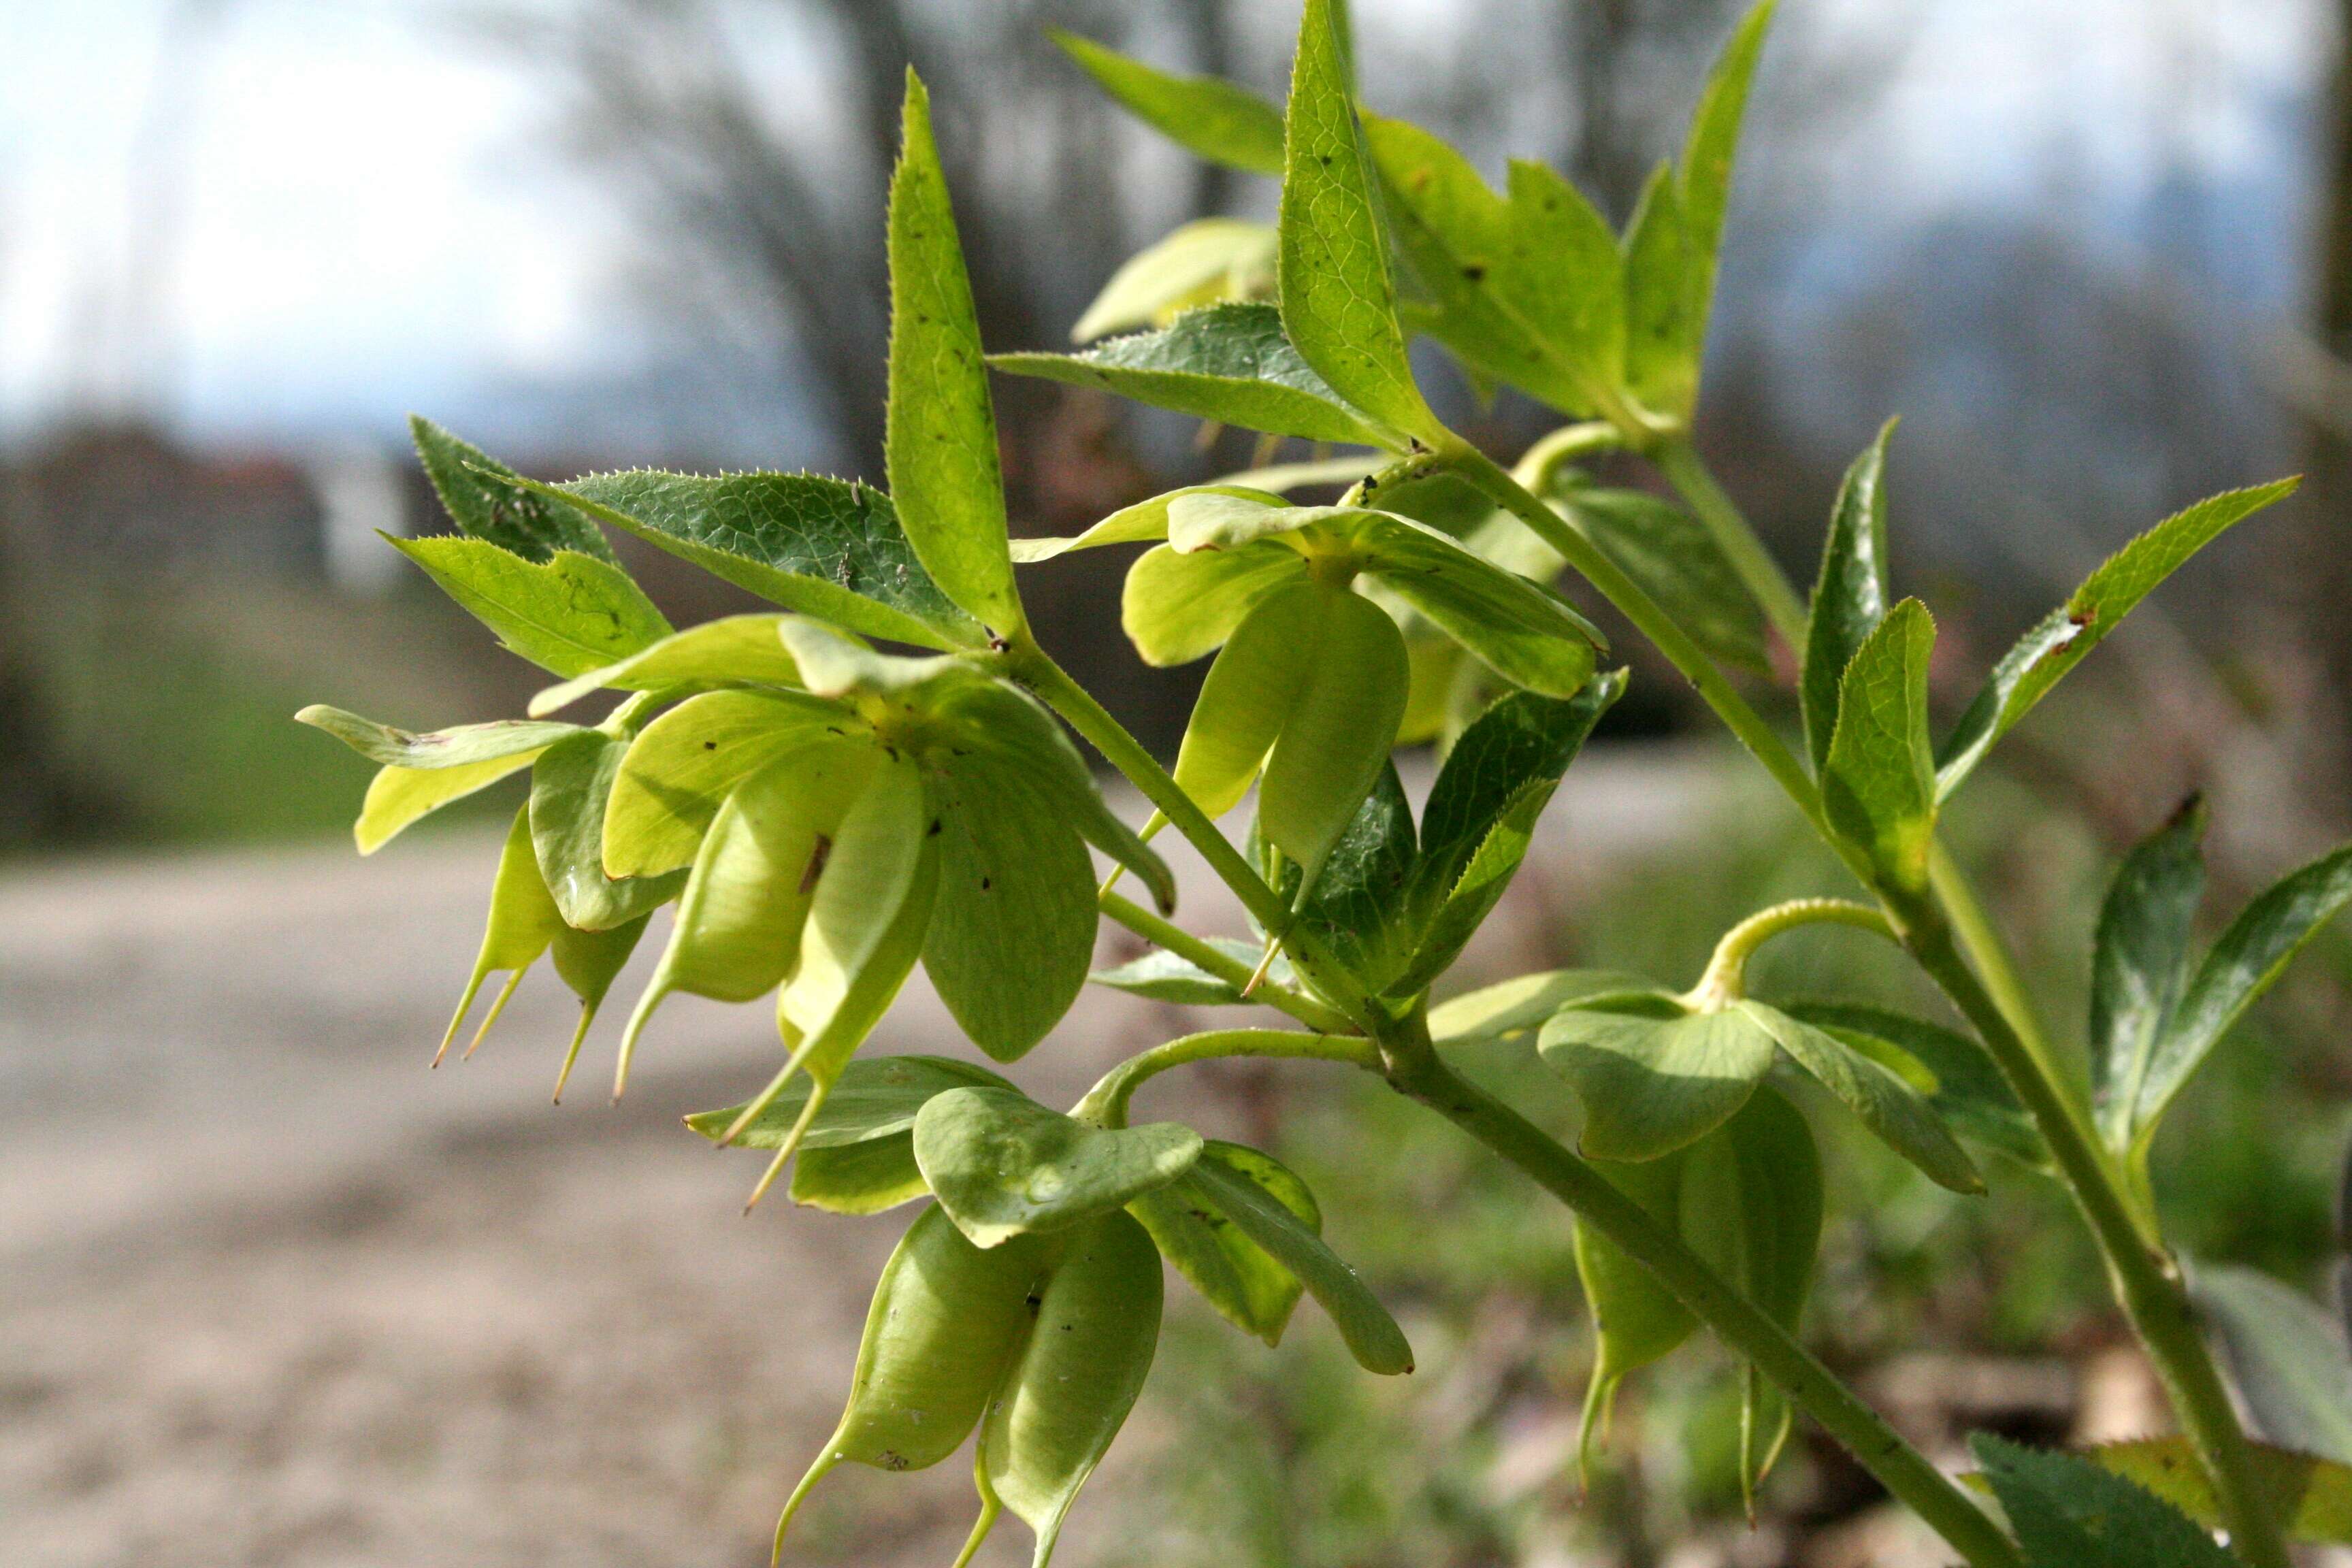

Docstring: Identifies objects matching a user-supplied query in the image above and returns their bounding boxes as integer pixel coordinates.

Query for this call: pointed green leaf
[527,614,802,716]
[992,302,1392,447]
[1185,1151,1413,1374]
[1740,1001,1981,1192]
[2091,798,2209,1151]
[295,707,578,770]
[355,752,539,855]
[1620,162,1699,421]
[446,806,568,1049]
[1130,1141,1320,1347]
[1010,483,1282,563]
[409,416,614,564]
[1675,3,1775,369]
[1575,1149,1697,1460]
[603,689,849,879]
[1936,480,2298,799]
[1782,1001,2044,1167]
[1050,31,1285,176]
[535,470,979,650]
[1348,512,1604,698]
[922,757,1100,1062]
[528,731,687,930]
[1566,487,1766,674]
[1541,999,1775,1160]
[1277,0,1441,446]
[1678,1086,1821,1503]
[1499,159,1622,387]
[1362,113,1590,414]
[913,1087,1203,1247]
[1972,1435,2237,1568]
[1822,598,1938,900]
[1072,217,1277,342]
[2190,1264,2352,1465]
[1802,424,1895,775]
[1263,762,1421,995]
[2073,1437,2352,1545]
[1428,968,1669,1047]
[2127,840,2352,1148]
[887,71,1024,638]
[687,1054,1014,1150]
[387,536,672,679]
[1258,587,1409,885]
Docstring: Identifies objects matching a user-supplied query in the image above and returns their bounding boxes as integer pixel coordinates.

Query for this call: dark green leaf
[1937,480,2298,799]
[1971,1434,2236,1568]
[2091,798,2209,1152]
[1782,1000,2044,1166]
[1130,1141,1320,1346]
[921,757,1100,1062]
[1349,512,1605,698]
[2127,841,2352,1149]
[1049,30,1285,176]
[2071,1437,2352,1546]
[1541,1000,1775,1160]
[992,303,1391,447]
[2190,1264,2352,1465]
[1264,763,1421,996]
[1186,1152,1414,1374]
[409,415,613,564]
[1801,423,1895,775]
[1822,598,1938,901]
[887,71,1025,638]
[1277,0,1441,446]
[542,470,979,650]
[913,1086,1203,1247]
[387,536,673,679]
[1390,678,1624,994]
[295,707,579,770]
[687,1054,1013,1149]
[1497,159,1622,389]
[1567,487,1766,674]
[1740,1002,1983,1193]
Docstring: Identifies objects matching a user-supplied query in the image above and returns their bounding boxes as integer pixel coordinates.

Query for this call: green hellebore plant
[291,7,2352,1567]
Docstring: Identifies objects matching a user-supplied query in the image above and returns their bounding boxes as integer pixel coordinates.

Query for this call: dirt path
[0,752,1724,1568]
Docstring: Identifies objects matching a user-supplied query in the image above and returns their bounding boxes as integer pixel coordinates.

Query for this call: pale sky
[0,0,2332,461]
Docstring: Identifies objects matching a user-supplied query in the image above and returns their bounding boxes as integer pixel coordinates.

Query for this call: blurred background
[6,1,2352,1565]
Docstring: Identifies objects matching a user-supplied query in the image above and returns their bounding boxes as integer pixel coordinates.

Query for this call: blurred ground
[0,751,1728,1568]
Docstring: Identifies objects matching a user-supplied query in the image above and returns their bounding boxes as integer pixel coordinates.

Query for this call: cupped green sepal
[913,1087,1203,1247]
[1541,997,1772,1161]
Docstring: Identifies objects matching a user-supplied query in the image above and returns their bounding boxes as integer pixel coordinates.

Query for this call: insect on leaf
[887,71,1026,638]
[1049,30,1286,176]
[1936,479,2298,800]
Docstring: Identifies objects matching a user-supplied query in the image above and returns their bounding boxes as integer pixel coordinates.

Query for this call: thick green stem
[1378,1023,2024,1568]
[1907,919,2289,1568]
[1928,843,2076,1098]
[1684,897,1895,1011]
[1073,1028,1379,1128]
[1442,442,1827,832]
[1097,889,1355,1036]
[1653,435,1809,651]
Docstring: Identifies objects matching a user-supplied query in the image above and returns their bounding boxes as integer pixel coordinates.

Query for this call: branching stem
[1097,889,1356,1036]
